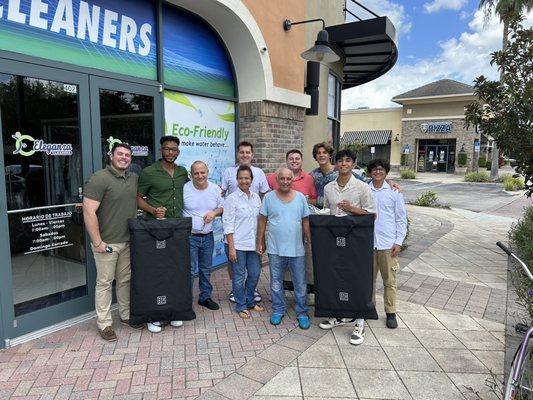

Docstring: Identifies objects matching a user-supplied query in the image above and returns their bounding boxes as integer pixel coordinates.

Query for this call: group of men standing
[83,137,406,347]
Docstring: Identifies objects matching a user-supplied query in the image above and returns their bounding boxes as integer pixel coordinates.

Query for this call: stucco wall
[340,108,403,166]
[402,100,472,119]
[242,0,305,93]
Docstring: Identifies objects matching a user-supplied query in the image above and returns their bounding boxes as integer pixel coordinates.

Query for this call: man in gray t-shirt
[83,143,141,342]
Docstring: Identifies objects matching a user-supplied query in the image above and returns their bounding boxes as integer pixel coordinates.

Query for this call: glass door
[89,77,161,172]
[436,145,448,172]
[0,60,93,341]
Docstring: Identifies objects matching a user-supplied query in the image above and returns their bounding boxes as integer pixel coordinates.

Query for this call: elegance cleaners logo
[12,132,73,156]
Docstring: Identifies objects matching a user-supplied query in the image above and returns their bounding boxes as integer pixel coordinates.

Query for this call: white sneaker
[147,321,162,333]
[319,317,355,330]
[170,320,183,327]
[349,323,365,345]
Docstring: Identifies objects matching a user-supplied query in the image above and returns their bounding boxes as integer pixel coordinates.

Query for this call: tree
[464,19,533,197]
[478,0,533,180]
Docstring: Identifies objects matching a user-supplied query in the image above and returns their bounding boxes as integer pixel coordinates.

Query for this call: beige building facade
[341,79,481,173]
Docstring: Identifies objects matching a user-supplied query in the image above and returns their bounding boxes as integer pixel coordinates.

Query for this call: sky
[341,0,533,109]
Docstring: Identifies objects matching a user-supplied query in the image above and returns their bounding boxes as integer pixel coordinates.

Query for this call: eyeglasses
[162,147,179,153]
[371,167,386,172]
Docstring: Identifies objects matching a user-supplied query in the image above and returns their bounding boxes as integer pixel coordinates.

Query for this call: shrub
[465,172,490,182]
[497,173,513,183]
[401,216,411,251]
[509,205,533,325]
[458,152,468,167]
[502,175,524,191]
[400,153,409,167]
[400,169,416,179]
[478,156,487,167]
[486,160,492,171]
[413,190,439,207]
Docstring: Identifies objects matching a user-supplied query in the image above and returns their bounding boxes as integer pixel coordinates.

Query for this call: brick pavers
[0,269,304,400]
[0,205,514,399]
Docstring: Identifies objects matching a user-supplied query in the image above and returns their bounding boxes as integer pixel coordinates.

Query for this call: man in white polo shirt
[184,161,224,311]
[367,158,407,329]
[222,141,269,303]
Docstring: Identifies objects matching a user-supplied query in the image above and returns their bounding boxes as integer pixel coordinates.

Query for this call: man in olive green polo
[83,142,142,342]
[136,136,189,333]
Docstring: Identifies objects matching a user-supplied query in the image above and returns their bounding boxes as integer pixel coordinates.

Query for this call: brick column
[239,101,305,173]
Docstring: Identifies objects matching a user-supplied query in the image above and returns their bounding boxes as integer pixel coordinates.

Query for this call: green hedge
[509,206,533,324]
[400,169,416,179]
[465,172,490,182]
[478,156,487,167]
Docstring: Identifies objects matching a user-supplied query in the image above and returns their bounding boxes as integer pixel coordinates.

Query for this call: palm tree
[478,0,533,179]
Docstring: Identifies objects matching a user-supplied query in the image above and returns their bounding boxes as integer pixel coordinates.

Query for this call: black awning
[341,130,392,145]
[326,17,398,89]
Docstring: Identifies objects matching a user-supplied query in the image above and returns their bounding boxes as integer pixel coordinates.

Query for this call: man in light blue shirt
[368,159,407,329]
[256,167,312,329]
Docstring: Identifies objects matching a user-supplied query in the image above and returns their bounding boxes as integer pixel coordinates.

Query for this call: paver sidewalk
[0,205,512,399]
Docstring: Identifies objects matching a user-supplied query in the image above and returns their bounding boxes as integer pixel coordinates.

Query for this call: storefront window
[0,74,87,316]
[328,73,341,147]
[99,89,155,174]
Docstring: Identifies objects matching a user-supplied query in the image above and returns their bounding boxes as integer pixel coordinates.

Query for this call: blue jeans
[225,245,261,312]
[268,254,308,317]
[189,233,214,302]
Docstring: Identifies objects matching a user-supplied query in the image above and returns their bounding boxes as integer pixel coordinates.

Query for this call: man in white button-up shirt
[368,158,407,329]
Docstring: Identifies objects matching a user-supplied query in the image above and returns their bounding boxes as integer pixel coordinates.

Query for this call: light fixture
[394,135,399,142]
[283,18,340,63]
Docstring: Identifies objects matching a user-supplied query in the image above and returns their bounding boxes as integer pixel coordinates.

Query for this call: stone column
[239,101,305,173]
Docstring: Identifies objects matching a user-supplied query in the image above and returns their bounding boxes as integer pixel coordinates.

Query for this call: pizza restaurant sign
[420,122,452,133]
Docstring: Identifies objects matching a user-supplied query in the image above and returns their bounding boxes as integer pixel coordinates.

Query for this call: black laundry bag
[129,218,196,324]
[310,214,378,320]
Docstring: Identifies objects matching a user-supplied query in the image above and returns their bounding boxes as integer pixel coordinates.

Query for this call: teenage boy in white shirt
[367,158,407,329]
[319,149,376,345]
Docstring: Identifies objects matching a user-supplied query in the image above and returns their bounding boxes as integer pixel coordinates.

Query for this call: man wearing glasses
[137,136,189,332]
[367,159,407,330]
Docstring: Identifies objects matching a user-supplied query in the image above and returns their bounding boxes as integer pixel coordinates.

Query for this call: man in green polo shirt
[83,142,141,342]
[137,136,189,333]
[137,136,189,219]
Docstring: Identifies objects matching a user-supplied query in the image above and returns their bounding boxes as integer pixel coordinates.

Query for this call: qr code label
[336,237,346,247]
[156,296,167,305]
[156,240,166,249]
[339,292,349,301]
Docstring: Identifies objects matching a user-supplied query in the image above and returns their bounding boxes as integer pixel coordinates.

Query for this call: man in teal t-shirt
[256,167,312,330]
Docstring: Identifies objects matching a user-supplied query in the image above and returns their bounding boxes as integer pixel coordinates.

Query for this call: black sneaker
[198,298,220,310]
[386,313,398,329]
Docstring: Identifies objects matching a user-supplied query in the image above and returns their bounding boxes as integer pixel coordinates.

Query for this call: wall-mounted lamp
[394,135,399,142]
[283,18,340,63]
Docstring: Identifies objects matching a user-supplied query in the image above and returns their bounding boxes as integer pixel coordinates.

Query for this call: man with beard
[137,136,189,333]
[83,142,142,341]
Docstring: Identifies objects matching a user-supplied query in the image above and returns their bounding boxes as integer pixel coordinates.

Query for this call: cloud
[342,9,533,110]
[346,0,412,34]
[423,0,468,13]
